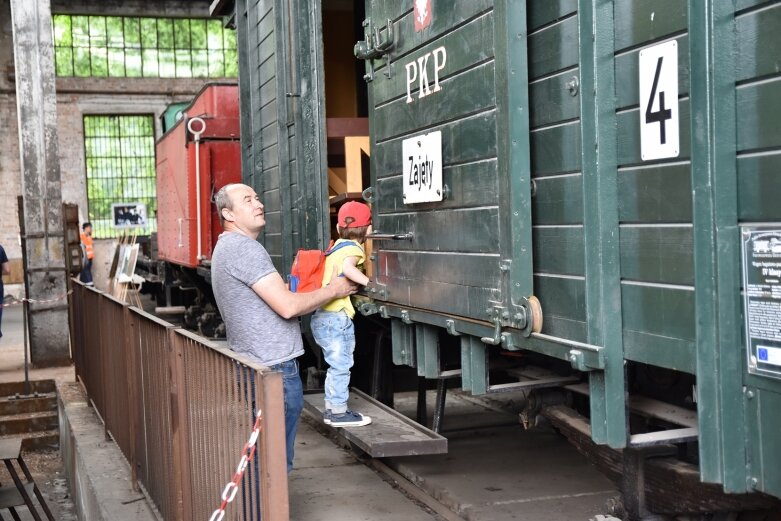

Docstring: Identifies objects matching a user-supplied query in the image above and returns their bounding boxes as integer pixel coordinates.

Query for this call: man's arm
[251,266,358,319]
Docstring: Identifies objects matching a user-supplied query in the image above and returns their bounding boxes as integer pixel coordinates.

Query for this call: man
[0,244,9,339]
[79,222,94,285]
[211,183,358,471]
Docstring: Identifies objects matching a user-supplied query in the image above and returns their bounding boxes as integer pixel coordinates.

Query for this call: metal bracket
[481,317,503,345]
[400,309,413,324]
[444,319,460,336]
[358,301,379,316]
[362,186,375,204]
[568,349,589,371]
[366,282,388,300]
[378,305,390,319]
[354,18,395,82]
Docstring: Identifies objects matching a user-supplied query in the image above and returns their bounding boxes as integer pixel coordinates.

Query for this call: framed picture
[112,202,147,229]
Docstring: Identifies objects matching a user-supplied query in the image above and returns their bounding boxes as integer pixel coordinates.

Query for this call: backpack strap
[325,240,360,256]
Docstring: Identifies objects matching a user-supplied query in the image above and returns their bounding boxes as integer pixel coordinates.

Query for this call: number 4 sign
[639,40,679,161]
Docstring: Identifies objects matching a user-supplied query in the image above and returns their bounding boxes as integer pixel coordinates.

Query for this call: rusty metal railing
[69,280,289,520]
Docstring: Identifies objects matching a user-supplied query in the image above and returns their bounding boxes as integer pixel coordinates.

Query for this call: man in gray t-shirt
[211,183,357,472]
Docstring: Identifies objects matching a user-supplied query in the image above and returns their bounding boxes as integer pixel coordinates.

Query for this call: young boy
[310,201,373,427]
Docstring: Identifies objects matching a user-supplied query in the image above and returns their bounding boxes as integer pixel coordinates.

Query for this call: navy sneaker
[324,410,371,427]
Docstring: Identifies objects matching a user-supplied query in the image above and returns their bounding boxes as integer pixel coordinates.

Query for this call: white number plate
[639,40,679,161]
[402,131,443,204]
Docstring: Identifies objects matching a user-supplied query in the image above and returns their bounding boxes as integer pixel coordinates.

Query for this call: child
[310,201,373,427]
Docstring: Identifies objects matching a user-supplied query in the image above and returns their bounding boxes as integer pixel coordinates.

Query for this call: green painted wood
[461,336,488,395]
[736,3,781,82]
[375,251,501,288]
[689,0,746,492]
[373,62,496,142]
[375,160,500,214]
[531,174,583,225]
[528,14,579,79]
[416,324,440,378]
[530,121,582,175]
[375,207,500,253]
[527,0,577,31]
[614,35,690,109]
[619,226,694,285]
[372,112,498,178]
[737,155,781,222]
[533,226,584,275]
[614,0,688,51]
[617,163,692,223]
[371,11,495,105]
[736,0,769,9]
[533,275,586,323]
[495,0,535,308]
[391,319,416,367]
[736,80,781,152]
[749,389,781,497]
[621,284,695,342]
[529,69,581,128]
[623,330,695,375]
[578,0,626,448]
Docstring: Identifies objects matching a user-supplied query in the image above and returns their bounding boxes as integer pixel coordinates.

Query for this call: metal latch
[366,232,413,241]
[354,18,395,81]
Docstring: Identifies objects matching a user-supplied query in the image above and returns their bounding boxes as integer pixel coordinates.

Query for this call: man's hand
[326,267,359,298]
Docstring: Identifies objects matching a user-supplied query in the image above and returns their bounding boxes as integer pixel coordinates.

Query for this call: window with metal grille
[53,15,237,78]
[84,115,157,239]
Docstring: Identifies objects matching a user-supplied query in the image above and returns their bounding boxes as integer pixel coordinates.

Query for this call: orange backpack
[287,241,357,293]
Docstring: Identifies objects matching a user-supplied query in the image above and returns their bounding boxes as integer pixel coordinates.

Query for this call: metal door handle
[366,232,413,241]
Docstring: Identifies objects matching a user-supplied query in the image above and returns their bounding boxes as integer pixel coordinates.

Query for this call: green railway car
[215,0,781,517]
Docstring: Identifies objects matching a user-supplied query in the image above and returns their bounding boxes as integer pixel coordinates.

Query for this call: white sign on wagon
[639,40,679,161]
[402,131,443,204]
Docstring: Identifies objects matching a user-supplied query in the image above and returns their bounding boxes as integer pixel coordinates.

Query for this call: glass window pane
[125,48,142,77]
[53,15,72,46]
[142,49,159,77]
[191,50,208,77]
[107,48,125,76]
[224,50,238,77]
[223,28,237,50]
[106,17,124,48]
[173,19,190,49]
[157,19,174,49]
[175,49,193,77]
[140,18,157,48]
[191,19,207,49]
[73,47,91,76]
[158,50,175,77]
[124,18,141,48]
[208,55,225,78]
[207,20,223,49]
[72,16,89,47]
[88,16,107,48]
[55,47,74,76]
[90,47,108,76]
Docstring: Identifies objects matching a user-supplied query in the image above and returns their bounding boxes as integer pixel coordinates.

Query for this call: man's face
[224,184,265,233]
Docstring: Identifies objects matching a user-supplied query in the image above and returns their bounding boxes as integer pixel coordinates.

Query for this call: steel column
[10,0,70,366]
[577,0,627,448]
[688,0,744,492]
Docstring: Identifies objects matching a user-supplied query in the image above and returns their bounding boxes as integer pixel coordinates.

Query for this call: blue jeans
[80,258,93,284]
[269,358,304,472]
[310,310,355,414]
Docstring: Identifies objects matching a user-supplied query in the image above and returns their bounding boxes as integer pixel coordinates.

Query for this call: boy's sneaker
[324,410,371,427]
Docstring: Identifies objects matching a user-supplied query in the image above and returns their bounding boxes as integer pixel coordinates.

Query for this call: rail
[69,280,289,520]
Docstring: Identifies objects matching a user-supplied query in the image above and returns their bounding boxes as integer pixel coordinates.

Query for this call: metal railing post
[124,305,139,491]
[168,328,194,521]
[258,370,289,520]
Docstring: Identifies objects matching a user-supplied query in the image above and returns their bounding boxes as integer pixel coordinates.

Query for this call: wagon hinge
[365,280,388,301]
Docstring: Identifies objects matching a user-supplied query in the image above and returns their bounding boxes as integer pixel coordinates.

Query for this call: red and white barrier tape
[209,409,263,521]
[1,290,73,308]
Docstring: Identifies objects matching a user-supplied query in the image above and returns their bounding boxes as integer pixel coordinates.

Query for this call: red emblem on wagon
[414,0,432,32]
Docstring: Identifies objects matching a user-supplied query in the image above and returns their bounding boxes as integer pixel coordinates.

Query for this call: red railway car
[156,83,241,268]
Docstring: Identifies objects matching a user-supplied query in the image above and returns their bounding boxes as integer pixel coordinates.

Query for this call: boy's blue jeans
[310,309,355,414]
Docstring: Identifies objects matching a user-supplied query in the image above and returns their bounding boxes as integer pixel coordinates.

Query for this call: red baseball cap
[338,201,372,228]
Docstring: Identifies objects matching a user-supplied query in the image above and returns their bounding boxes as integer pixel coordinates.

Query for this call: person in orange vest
[79,222,94,286]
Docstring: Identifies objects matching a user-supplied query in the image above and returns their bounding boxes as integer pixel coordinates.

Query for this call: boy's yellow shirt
[321,239,365,318]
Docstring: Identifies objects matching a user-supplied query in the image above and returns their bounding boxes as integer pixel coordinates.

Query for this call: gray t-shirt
[211,232,304,366]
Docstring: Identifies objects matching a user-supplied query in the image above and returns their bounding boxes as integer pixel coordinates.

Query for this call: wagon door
[359,1,535,327]
[235,0,329,271]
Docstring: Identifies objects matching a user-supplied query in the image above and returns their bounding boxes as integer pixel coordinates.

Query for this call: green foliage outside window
[84,115,157,238]
[53,15,237,78]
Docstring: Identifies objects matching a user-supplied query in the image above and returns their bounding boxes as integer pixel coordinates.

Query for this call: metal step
[303,388,447,458]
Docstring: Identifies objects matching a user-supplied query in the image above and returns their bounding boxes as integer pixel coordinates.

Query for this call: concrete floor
[0,301,620,521]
